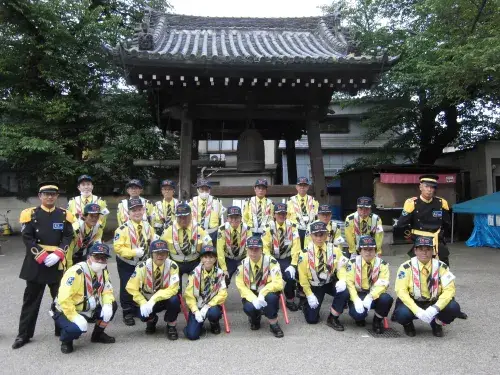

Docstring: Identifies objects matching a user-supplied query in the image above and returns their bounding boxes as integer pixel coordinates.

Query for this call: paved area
[1,237,499,374]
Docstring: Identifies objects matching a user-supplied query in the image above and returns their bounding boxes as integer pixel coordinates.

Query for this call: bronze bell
[237,129,265,172]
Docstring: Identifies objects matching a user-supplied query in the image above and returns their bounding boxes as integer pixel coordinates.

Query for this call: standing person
[345,236,393,333]
[52,243,117,353]
[298,222,350,330]
[394,236,461,337]
[126,240,181,340]
[183,245,228,340]
[152,179,179,236]
[66,203,104,268]
[262,203,301,311]
[12,182,75,349]
[160,203,212,286]
[286,177,319,248]
[235,236,285,338]
[243,179,274,236]
[216,206,252,285]
[344,197,384,257]
[117,179,154,226]
[189,178,225,245]
[113,198,157,326]
[394,174,467,320]
[67,175,109,228]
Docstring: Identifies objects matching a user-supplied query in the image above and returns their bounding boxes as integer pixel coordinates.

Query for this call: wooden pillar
[191,136,199,186]
[179,109,193,201]
[307,120,327,203]
[285,138,298,185]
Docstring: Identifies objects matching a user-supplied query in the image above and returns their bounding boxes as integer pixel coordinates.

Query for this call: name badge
[432,210,443,218]
[53,223,64,230]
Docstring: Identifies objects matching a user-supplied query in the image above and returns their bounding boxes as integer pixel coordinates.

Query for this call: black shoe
[270,323,284,338]
[91,331,116,344]
[12,337,29,350]
[60,341,74,354]
[286,300,299,312]
[403,322,416,337]
[457,311,468,320]
[166,325,178,340]
[326,314,344,331]
[145,322,156,334]
[372,316,384,334]
[249,317,261,331]
[123,315,135,326]
[390,311,397,322]
[431,322,444,337]
[210,321,221,335]
[355,320,366,327]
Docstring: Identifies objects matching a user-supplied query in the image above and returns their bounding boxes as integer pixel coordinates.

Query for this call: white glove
[353,298,365,314]
[362,294,374,310]
[307,294,319,309]
[194,311,204,323]
[285,266,296,279]
[87,296,97,311]
[425,306,439,321]
[140,300,154,317]
[252,298,263,310]
[334,236,345,246]
[350,253,357,260]
[335,280,346,293]
[257,294,267,308]
[200,305,210,320]
[416,308,432,324]
[73,314,88,332]
[44,253,60,267]
[135,247,145,258]
[100,304,113,323]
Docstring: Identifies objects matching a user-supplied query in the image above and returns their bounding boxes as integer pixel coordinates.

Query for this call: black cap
[83,203,102,215]
[358,236,376,248]
[310,221,328,234]
[175,203,191,216]
[415,236,434,247]
[128,198,143,209]
[274,203,287,213]
[200,245,217,256]
[357,196,373,208]
[296,177,310,185]
[126,179,143,188]
[318,204,331,214]
[254,178,268,187]
[196,178,211,188]
[77,175,93,184]
[419,174,439,187]
[227,206,242,216]
[38,181,59,194]
[246,236,263,248]
[161,179,176,188]
[88,243,111,258]
[150,240,169,253]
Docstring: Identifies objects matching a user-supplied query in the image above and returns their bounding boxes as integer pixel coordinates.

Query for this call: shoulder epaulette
[119,225,126,230]
[301,248,307,253]
[76,268,83,275]
[349,258,356,264]
[271,259,277,264]
[381,260,388,265]
[171,263,178,270]
[439,261,449,269]
[346,214,354,220]
[218,224,224,230]
[20,207,36,223]
[138,263,145,268]
[403,262,411,269]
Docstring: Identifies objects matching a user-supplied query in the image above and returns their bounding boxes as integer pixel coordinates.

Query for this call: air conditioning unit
[209,154,226,161]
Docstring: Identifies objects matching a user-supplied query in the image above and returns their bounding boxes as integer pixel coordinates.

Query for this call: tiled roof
[105,11,389,66]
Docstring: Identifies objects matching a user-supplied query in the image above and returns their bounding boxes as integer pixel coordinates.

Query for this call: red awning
[380,173,457,184]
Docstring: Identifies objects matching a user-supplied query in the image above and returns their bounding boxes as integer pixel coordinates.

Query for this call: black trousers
[17,280,60,340]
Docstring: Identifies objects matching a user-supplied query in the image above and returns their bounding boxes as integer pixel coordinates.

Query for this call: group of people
[11,173,466,354]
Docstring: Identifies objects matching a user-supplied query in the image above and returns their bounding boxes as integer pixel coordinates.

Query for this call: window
[207,140,238,152]
[318,117,350,133]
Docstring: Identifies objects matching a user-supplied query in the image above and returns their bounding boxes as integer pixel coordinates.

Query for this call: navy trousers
[184,306,222,340]
[348,292,394,321]
[303,283,350,324]
[394,298,460,325]
[277,258,296,300]
[138,296,181,324]
[243,292,280,322]
[116,258,137,317]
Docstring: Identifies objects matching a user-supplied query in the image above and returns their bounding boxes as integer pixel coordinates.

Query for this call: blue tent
[453,192,500,248]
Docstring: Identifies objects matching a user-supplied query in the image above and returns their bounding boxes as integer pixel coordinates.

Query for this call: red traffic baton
[383,317,389,329]
[221,304,231,334]
[178,294,189,322]
[279,293,290,324]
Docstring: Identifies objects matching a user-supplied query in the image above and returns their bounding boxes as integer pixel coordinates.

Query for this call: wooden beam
[211,185,297,198]
[179,109,193,201]
[133,159,225,167]
[307,120,327,204]
[285,138,298,185]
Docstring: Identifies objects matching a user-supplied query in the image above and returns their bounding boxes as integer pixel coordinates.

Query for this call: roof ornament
[138,9,154,51]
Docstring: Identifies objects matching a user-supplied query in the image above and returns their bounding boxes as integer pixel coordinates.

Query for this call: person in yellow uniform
[52,243,117,354]
[286,177,319,248]
[183,245,228,340]
[113,198,157,326]
[243,179,274,236]
[262,203,301,311]
[345,236,393,333]
[67,175,109,227]
[66,203,104,268]
[152,179,179,236]
[235,236,285,338]
[126,240,181,340]
[216,206,252,285]
[117,179,154,226]
[304,204,344,249]
[345,197,384,257]
[160,203,212,286]
[298,221,349,330]
[394,236,461,337]
[189,178,225,244]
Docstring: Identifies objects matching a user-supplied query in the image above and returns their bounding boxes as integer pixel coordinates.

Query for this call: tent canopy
[453,192,500,215]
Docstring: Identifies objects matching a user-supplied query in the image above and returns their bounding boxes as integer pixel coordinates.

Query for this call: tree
[0,0,175,194]
[324,0,500,166]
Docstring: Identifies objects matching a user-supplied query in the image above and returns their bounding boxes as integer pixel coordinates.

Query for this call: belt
[170,252,200,262]
[116,254,138,266]
[205,227,218,234]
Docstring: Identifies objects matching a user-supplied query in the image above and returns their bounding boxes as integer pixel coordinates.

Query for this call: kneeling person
[298,222,350,330]
[126,240,181,340]
[235,236,285,338]
[184,245,228,340]
[345,236,393,333]
[394,236,460,337]
[53,243,116,354]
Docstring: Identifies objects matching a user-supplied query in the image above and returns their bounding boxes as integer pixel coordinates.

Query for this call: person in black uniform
[395,174,467,319]
[12,182,75,349]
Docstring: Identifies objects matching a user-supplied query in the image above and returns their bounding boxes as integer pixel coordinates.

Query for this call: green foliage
[0,0,176,195]
[325,0,500,166]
